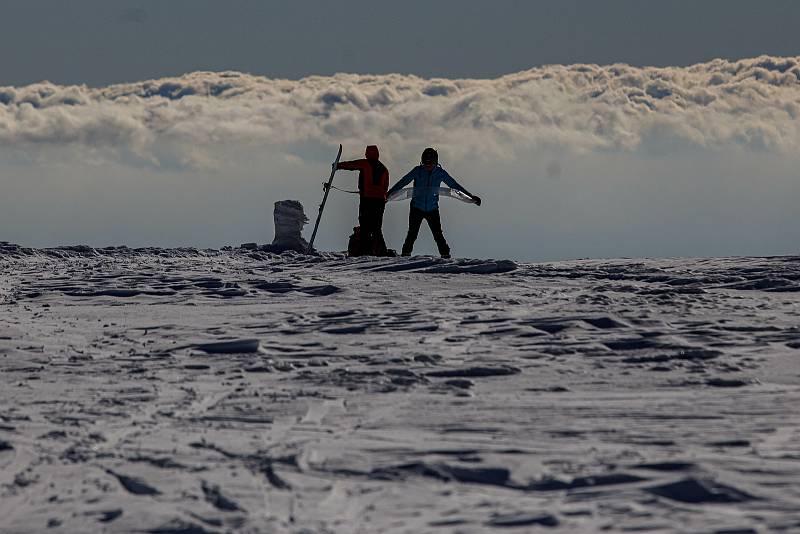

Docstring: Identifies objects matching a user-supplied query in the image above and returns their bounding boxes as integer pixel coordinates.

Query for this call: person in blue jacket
[387,148,481,258]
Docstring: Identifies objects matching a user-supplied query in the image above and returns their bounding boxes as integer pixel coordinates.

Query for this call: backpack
[347,226,396,257]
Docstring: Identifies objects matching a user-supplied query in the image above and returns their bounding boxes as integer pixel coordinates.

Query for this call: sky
[1,1,799,261]
[2,1,800,85]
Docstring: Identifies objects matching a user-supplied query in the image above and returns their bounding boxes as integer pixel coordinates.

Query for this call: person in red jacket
[336,145,390,255]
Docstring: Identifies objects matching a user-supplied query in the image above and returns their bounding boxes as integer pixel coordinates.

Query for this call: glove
[471,195,482,206]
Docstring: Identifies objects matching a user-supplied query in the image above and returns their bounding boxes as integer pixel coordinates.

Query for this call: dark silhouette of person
[388,148,481,258]
[336,145,390,255]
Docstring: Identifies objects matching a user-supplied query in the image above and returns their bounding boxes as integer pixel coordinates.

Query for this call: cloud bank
[1,55,799,168]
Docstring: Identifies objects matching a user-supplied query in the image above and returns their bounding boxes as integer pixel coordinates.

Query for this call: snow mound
[263,200,310,253]
[367,257,517,274]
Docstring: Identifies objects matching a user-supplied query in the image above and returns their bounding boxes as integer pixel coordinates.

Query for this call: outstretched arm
[440,168,471,195]
[337,159,367,171]
[387,167,417,196]
[441,168,481,206]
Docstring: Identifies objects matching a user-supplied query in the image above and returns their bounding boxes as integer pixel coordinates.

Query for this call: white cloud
[0,55,798,168]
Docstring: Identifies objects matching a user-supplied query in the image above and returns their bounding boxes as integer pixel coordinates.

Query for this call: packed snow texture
[1,56,799,167]
[1,244,799,532]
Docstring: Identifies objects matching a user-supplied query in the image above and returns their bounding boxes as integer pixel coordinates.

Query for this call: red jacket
[337,145,389,200]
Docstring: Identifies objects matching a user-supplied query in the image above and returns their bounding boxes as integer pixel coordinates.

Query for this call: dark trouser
[402,206,450,257]
[358,197,387,255]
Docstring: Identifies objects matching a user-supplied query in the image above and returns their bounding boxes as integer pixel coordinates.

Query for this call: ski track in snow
[0,243,799,533]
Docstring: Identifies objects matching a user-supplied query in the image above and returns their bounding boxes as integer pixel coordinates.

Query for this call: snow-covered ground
[1,244,799,533]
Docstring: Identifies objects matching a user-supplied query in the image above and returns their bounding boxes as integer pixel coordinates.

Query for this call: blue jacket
[387,165,472,212]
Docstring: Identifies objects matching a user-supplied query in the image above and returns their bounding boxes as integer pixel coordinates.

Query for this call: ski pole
[307,144,342,253]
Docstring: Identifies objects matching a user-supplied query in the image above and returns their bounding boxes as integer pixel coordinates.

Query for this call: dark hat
[421,147,438,164]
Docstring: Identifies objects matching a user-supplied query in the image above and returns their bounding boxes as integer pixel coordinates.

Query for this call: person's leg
[362,198,386,255]
[425,209,451,257]
[401,206,425,256]
[359,199,378,255]
[357,200,375,255]
[372,200,387,254]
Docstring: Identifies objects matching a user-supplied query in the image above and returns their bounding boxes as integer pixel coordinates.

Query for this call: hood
[365,145,379,160]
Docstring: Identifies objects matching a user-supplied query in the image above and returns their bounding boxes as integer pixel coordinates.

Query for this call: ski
[306,144,342,253]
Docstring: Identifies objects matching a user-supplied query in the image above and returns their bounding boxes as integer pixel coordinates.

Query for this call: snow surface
[1,244,799,532]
